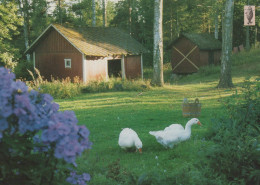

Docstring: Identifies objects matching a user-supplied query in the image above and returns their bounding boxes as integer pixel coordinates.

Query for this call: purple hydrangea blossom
[0,67,92,183]
[42,111,92,163]
[66,171,91,185]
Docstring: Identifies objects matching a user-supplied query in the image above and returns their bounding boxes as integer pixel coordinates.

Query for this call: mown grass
[55,49,260,184]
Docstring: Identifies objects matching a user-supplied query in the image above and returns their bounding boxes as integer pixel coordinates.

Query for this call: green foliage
[232,48,260,66]
[0,2,22,70]
[0,131,69,184]
[205,79,260,184]
[14,60,34,80]
[82,78,151,93]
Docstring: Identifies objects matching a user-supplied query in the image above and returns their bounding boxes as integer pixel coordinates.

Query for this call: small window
[64,59,71,68]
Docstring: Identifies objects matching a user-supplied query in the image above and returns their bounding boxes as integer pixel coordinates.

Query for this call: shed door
[108,59,121,77]
[208,51,214,65]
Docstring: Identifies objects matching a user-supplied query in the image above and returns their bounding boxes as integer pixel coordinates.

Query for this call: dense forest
[0,0,259,69]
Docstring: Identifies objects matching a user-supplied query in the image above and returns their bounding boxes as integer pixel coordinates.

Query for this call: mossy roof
[25,24,148,56]
[169,33,222,50]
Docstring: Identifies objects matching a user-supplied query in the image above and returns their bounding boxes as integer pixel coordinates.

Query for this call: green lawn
[55,50,260,184]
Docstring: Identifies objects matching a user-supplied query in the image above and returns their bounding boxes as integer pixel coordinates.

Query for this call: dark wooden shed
[168,33,222,74]
[25,24,148,83]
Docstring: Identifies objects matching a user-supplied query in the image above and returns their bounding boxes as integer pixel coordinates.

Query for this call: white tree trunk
[218,0,234,88]
[19,0,30,61]
[214,10,219,39]
[153,0,164,86]
[92,0,96,27]
[102,0,106,27]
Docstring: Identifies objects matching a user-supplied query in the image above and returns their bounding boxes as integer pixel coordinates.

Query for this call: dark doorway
[108,59,121,77]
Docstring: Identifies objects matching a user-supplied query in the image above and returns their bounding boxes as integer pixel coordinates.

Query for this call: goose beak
[197,121,202,126]
[138,148,142,154]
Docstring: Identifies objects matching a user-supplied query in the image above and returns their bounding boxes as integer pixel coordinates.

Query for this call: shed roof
[25,24,148,56]
[169,33,222,50]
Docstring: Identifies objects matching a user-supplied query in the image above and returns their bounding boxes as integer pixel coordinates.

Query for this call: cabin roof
[25,24,148,56]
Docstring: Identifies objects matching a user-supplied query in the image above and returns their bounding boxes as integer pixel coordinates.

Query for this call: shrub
[205,79,260,185]
[14,60,34,81]
[0,67,92,184]
[39,77,82,99]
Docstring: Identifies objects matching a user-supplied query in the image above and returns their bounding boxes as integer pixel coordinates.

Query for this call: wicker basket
[182,98,201,117]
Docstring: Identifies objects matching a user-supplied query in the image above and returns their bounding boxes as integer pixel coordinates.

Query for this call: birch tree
[152,0,164,86]
[102,0,106,27]
[18,0,30,61]
[92,0,96,26]
[218,0,234,88]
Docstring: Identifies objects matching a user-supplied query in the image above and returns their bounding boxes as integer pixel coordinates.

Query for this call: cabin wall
[124,55,141,78]
[34,28,83,81]
[85,56,108,82]
[171,37,200,74]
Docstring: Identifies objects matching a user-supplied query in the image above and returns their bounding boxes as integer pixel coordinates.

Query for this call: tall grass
[27,68,151,98]
[82,78,151,93]
[27,68,82,99]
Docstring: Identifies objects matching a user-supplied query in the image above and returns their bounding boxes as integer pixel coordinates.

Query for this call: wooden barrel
[182,98,201,117]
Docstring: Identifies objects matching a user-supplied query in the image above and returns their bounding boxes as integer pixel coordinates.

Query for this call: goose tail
[149,131,157,136]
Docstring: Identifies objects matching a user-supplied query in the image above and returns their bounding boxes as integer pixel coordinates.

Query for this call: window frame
[64,59,72,68]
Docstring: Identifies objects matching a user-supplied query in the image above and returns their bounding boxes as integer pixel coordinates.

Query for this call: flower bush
[0,67,92,184]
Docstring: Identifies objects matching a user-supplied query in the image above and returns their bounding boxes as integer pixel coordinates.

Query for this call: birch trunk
[19,0,30,61]
[102,0,106,27]
[92,0,96,27]
[128,0,132,34]
[152,0,164,86]
[218,0,234,88]
[214,9,219,39]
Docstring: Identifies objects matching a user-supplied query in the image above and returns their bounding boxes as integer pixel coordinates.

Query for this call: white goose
[149,118,202,149]
[118,128,142,153]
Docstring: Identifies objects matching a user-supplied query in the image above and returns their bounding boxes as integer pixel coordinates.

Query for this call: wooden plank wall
[125,55,141,79]
[171,37,200,74]
[85,56,108,82]
[35,28,83,81]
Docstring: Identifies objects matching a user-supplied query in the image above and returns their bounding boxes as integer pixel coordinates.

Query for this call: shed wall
[34,28,83,81]
[199,51,210,66]
[125,55,141,78]
[214,50,221,65]
[171,37,200,74]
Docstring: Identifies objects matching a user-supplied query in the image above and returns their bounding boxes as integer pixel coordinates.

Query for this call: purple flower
[0,103,12,118]
[82,173,91,181]
[0,67,92,183]
[56,122,71,136]
[11,80,28,93]
[41,127,59,142]
[0,119,8,131]
[79,126,90,139]
[66,171,90,185]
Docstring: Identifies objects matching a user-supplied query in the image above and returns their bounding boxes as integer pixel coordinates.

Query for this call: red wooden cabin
[25,24,148,83]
